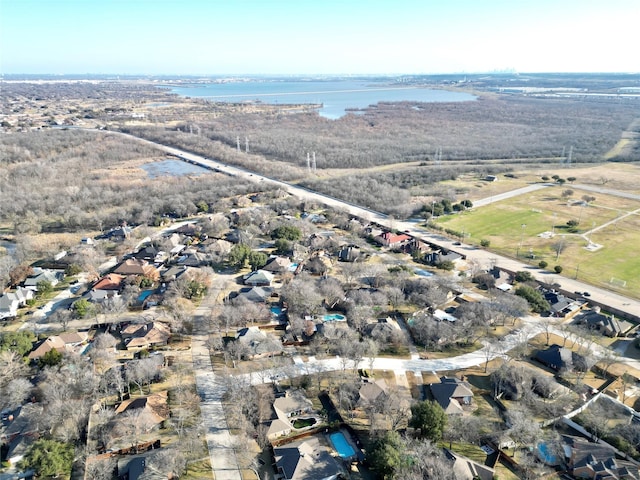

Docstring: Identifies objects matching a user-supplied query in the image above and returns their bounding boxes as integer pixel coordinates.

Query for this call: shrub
[554,265,563,273]
[514,271,534,282]
[480,239,490,247]
[538,260,548,269]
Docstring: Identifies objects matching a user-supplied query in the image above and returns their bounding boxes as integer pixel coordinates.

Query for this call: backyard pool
[537,441,559,465]
[329,432,356,459]
[322,313,346,322]
[138,290,154,302]
[270,305,284,316]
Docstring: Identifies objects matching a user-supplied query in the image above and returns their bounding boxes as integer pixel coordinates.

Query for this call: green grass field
[435,186,640,297]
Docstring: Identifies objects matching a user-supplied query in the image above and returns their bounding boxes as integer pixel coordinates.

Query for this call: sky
[1,0,639,75]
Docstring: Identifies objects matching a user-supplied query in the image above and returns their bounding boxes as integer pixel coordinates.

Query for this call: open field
[435,172,640,296]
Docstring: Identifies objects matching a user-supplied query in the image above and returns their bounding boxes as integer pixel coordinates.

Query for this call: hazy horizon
[2,0,639,76]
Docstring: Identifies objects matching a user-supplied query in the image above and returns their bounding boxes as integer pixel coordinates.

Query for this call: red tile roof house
[92,273,126,292]
[375,231,411,249]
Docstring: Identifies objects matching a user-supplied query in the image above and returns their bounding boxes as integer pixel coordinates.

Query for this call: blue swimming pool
[537,441,558,465]
[329,432,355,458]
[271,306,284,316]
[138,290,154,302]
[322,313,346,322]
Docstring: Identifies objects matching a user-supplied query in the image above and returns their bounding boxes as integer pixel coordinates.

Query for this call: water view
[141,159,210,178]
[165,79,476,119]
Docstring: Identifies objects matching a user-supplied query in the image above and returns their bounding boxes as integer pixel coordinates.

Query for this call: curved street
[98,130,640,479]
[107,129,640,319]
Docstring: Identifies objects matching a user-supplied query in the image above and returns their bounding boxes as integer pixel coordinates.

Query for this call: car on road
[453,241,462,246]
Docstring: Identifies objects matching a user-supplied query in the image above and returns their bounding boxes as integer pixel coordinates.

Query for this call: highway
[107,130,640,320]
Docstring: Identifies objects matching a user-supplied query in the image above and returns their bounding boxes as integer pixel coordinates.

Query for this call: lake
[165,79,476,119]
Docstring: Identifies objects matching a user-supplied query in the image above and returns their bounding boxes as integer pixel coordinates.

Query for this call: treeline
[140,94,640,168]
[299,164,497,216]
[0,130,273,234]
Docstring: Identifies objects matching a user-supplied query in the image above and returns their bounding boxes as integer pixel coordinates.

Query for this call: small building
[445,448,495,480]
[262,256,293,273]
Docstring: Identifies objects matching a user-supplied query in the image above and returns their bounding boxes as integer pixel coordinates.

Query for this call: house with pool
[273,435,343,480]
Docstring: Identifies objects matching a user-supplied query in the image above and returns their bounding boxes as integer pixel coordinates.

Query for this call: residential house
[263,256,294,273]
[233,287,274,304]
[433,309,458,323]
[403,237,430,255]
[374,231,411,249]
[576,308,634,338]
[117,457,146,480]
[176,248,210,267]
[243,269,275,287]
[534,344,587,372]
[23,268,60,290]
[121,322,171,350]
[114,259,160,281]
[172,222,201,237]
[0,287,34,319]
[562,434,640,479]
[92,273,126,292]
[424,249,463,265]
[160,265,189,283]
[545,291,583,318]
[358,378,389,408]
[267,390,315,441]
[114,391,169,429]
[429,376,474,415]
[199,238,233,256]
[27,331,89,361]
[444,449,495,480]
[273,435,342,480]
[274,390,314,419]
[236,326,283,359]
[364,318,401,343]
[337,245,361,263]
[1,403,44,466]
[86,273,125,303]
[104,225,132,242]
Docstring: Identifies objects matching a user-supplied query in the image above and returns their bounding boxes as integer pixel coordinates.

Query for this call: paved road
[104,130,640,320]
[191,285,242,480]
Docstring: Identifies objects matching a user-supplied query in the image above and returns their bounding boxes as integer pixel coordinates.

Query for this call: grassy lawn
[182,458,213,480]
[434,185,640,297]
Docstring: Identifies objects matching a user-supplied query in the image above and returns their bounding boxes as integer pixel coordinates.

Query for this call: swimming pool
[271,306,284,316]
[322,313,346,322]
[138,290,154,302]
[329,432,355,458]
[537,441,558,465]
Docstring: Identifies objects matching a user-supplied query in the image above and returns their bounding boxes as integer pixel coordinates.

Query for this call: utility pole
[245,137,249,153]
[312,152,316,172]
[517,224,526,258]
[236,136,240,152]
[306,152,311,172]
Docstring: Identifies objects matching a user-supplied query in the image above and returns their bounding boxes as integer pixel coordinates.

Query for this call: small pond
[141,159,210,178]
